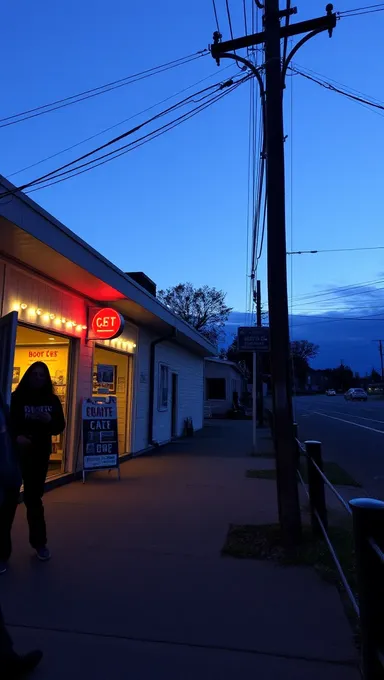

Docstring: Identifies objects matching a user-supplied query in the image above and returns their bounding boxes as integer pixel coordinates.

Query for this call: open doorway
[171,373,178,438]
[13,324,71,478]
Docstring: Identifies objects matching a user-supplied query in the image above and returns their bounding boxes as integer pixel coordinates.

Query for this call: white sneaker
[36,547,51,561]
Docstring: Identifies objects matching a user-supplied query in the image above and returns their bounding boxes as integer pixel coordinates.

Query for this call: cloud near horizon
[224,279,384,375]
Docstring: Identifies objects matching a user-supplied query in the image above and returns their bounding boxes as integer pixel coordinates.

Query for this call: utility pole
[377,341,384,381]
[256,279,264,427]
[211,2,336,545]
[264,0,301,542]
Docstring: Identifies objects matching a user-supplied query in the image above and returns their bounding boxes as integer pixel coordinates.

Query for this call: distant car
[344,388,367,402]
[325,389,336,396]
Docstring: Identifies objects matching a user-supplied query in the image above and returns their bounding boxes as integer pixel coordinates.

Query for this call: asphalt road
[294,395,384,499]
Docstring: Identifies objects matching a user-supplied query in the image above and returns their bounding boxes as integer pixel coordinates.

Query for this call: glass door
[0,311,18,404]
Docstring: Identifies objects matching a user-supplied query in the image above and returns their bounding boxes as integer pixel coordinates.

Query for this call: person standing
[0,392,21,574]
[0,391,43,675]
[8,362,65,562]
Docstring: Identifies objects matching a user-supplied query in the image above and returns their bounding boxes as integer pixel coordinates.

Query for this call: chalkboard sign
[82,396,120,482]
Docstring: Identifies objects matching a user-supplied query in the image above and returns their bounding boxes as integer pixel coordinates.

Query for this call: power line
[0,74,247,198]
[339,2,384,13]
[291,282,384,306]
[339,3,384,17]
[225,0,236,41]
[292,66,384,114]
[287,245,384,255]
[15,76,250,196]
[7,63,236,179]
[211,0,221,32]
[243,0,249,38]
[0,51,208,129]
[293,61,384,108]
[288,277,384,304]
[26,79,248,195]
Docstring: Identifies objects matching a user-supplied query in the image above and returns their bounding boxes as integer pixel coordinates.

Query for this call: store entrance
[12,325,70,478]
[93,346,131,455]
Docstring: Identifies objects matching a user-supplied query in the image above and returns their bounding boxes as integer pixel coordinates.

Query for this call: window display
[93,347,130,456]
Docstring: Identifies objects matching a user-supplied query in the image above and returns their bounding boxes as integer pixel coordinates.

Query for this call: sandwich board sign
[237,326,270,353]
[82,396,120,482]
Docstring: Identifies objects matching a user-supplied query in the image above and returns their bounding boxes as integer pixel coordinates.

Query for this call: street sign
[237,326,270,353]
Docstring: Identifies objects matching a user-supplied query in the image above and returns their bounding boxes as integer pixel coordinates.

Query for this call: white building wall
[133,329,205,452]
[204,361,244,415]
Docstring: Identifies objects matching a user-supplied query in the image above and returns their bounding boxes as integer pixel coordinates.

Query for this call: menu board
[82,397,120,480]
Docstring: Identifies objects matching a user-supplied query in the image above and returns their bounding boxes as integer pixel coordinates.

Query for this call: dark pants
[0,453,49,560]
[21,452,50,551]
[0,604,14,659]
[0,487,20,562]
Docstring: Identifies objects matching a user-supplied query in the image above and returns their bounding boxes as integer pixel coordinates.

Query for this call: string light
[16,303,87,332]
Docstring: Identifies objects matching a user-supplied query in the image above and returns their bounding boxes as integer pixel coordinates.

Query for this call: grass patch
[246,461,361,487]
[222,522,359,643]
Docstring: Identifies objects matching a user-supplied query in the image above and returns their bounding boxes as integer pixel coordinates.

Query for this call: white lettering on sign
[86,405,113,418]
[96,443,113,453]
[90,420,112,431]
[96,316,117,328]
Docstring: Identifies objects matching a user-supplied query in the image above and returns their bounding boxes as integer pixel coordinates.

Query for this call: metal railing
[294,431,384,680]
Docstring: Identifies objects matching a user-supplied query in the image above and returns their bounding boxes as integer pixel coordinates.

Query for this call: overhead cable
[0,51,208,129]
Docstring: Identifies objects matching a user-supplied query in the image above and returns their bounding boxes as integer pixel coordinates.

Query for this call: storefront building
[0,175,214,485]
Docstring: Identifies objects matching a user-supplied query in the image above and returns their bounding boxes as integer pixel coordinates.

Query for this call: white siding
[204,361,244,415]
[133,329,204,452]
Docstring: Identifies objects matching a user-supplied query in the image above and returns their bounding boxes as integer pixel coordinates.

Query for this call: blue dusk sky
[2,1,384,373]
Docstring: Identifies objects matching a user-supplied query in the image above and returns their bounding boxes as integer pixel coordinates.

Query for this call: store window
[158,364,169,411]
[12,325,70,478]
[206,378,226,400]
[93,346,131,455]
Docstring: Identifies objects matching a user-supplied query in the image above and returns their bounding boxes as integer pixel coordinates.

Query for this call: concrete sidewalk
[0,421,360,679]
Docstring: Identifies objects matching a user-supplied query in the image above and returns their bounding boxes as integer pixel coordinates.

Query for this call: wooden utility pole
[264,0,301,542]
[211,2,336,545]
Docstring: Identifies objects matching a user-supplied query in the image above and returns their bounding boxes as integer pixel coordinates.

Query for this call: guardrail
[295,434,384,680]
[266,410,384,679]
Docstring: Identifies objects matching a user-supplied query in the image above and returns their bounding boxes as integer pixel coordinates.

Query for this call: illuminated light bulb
[72,321,77,327]
[133,343,137,348]
[28,307,36,316]
[76,325,82,332]
[12,302,20,312]
[66,321,72,328]
[42,314,50,322]
[20,303,28,310]
[49,313,55,320]
[82,325,87,330]
[54,318,61,326]
[61,318,66,324]
[36,308,42,316]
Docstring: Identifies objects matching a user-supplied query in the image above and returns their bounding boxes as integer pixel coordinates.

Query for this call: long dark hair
[13,362,54,400]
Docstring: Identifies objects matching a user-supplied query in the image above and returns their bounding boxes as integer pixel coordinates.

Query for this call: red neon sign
[89,307,124,340]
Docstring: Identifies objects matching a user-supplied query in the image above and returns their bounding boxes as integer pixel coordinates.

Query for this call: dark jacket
[0,394,21,498]
[10,391,65,458]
